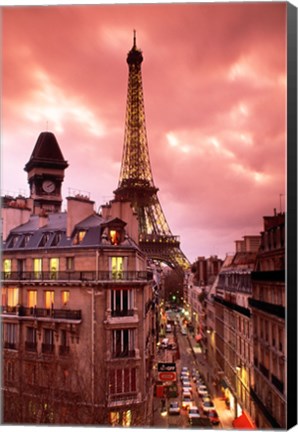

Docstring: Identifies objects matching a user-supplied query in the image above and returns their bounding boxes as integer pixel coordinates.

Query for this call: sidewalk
[186,331,234,429]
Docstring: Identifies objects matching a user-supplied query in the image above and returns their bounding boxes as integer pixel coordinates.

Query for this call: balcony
[2,306,82,321]
[1,270,153,283]
[42,343,54,354]
[248,298,285,319]
[59,345,70,356]
[25,341,37,352]
[271,373,284,394]
[111,309,134,317]
[111,349,136,359]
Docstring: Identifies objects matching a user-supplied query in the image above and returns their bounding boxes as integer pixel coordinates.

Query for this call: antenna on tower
[133,29,136,48]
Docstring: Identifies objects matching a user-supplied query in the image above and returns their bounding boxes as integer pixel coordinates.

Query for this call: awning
[195,334,202,342]
[232,412,256,429]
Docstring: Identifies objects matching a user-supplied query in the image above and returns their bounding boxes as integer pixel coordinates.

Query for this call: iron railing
[1,270,153,282]
[1,306,82,320]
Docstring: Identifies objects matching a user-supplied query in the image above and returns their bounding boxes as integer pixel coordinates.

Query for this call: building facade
[249,211,286,429]
[212,236,261,426]
[1,132,156,426]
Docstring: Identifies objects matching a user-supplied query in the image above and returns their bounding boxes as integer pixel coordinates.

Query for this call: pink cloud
[2,3,287,262]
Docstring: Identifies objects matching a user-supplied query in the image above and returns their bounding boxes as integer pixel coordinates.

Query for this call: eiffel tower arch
[114,32,190,271]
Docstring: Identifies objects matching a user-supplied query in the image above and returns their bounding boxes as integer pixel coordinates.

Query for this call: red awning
[195,334,202,342]
[232,412,256,429]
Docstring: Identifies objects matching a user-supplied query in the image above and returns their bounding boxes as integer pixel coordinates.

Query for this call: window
[33,258,42,279]
[73,230,86,245]
[66,257,74,271]
[112,329,135,358]
[7,235,19,248]
[62,291,70,306]
[111,289,134,316]
[3,323,18,349]
[49,258,59,279]
[45,291,54,309]
[111,257,123,279]
[51,232,62,246]
[20,234,32,247]
[59,329,69,355]
[28,290,37,308]
[42,329,54,354]
[3,287,19,308]
[3,259,12,278]
[109,368,136,396]
[38,233,50,247]
[26,327,37,352]
[110,229,121,245]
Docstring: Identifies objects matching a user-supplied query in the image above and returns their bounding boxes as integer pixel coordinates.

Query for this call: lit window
[33,258,42,279]
[7,288,19,307]
[28,290,37,308]
[111,257,123,279]
[73,231,86,245]
[62,291,70,305]
[3,259,12,278]
[45,291,54,309]
[49,258,59,279]
[110,230,120,245]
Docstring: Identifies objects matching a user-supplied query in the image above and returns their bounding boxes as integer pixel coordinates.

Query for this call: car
[188,406,200,422]
[182,386,193,395]
[181,391,193,410]
[207,409,220,425]
[167,342,177,350]
[181,366,189,374]
[168,401,180,415]
[197,385,209,396]
[182,378,191,386]
[201,396,215,413]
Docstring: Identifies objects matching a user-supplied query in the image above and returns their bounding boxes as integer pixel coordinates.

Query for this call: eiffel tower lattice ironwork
[114,32,190,271]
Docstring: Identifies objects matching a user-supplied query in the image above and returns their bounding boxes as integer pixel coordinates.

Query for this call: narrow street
[152,319,234,429]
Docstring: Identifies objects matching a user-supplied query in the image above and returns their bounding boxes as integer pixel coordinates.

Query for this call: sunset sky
[1,1,287,263]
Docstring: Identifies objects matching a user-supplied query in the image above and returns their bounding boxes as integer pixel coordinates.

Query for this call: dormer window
[73,230,86,245]
[7,235,19,248]
[38,233,50,247]
[51,232,62,246]
[110,230,121,245]
[20,234,32,248]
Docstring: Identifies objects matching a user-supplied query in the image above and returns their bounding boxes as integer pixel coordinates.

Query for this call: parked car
[160,338,169,349]
[201,396,215,414]
[188,405,200,422]
[168,401,180,415]
[207,409,220,425]
[197,385,209,397]
[181,391,193,410]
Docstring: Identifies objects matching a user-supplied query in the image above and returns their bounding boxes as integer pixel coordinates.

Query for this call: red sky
[1,2,287,263]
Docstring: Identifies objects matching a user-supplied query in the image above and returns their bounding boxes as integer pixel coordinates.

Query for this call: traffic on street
[153,307,233,429]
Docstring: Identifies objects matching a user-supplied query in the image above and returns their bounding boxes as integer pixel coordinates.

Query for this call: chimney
[66,195,95,237]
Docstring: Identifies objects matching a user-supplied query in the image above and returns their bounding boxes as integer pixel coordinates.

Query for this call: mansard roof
[24,131,69,171]
[3,211,139,251]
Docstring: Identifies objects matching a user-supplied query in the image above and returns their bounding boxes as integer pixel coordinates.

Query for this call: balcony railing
[1,270,153,283]
[4,341,16,350]
[1,305,82,320]
[248,298,285,319]
[42,343,54,354]
[259,362,269,379]
[25,341,37,352]
[271,373,284,394]
[59,345,70,356]
[111,309,134,317]
[111,349,136,359]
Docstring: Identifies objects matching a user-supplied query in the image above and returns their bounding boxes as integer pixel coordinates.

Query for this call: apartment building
[249,211,286,429]
[1,131,156,426]
[212,236,260,427]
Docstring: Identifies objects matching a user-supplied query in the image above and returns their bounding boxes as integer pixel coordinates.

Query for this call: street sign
[157,362,176,372]
[158,371,177,382]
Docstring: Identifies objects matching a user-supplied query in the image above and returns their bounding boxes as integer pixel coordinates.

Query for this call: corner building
[1,132,156,426]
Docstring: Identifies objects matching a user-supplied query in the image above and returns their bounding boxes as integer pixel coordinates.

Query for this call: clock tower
[24,131,69,215]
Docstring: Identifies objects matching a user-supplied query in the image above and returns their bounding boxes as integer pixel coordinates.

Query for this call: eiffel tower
[114,32,190,271]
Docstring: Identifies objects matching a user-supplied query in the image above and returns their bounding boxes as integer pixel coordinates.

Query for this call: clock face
[42,180,55,193]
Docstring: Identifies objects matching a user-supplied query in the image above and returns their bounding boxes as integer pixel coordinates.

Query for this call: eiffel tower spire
[114,32,190,270]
